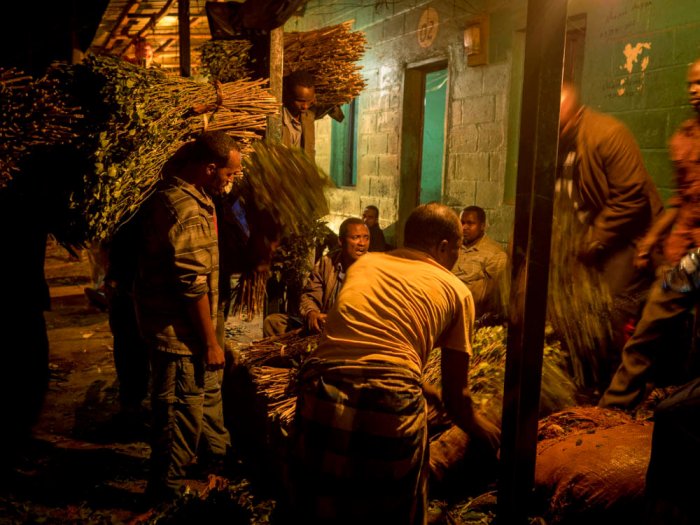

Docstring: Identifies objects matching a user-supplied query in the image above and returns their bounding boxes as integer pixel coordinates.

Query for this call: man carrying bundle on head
[282,70,344,160]
[134,131,241,502]
[284,202,501,525]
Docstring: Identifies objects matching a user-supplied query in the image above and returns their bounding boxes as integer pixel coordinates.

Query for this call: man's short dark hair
[404,202,461,251]
[364,205,379,218]
[285,70,316,91]
[190,131,240,167]
[461,205,486,224]
[339,217,366,241]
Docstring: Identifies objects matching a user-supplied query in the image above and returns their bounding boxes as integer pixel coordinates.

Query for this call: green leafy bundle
[424,325,577,425]
[47,55,279,241]
[547,193,614,387]
[199,39,255,83]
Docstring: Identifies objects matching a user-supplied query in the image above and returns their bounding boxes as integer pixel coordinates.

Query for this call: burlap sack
[534,420,653,524]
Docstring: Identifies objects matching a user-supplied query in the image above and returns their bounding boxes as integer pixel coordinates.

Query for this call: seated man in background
[362,204,388,252]
[262,217,369,337]
[452,205,508,322]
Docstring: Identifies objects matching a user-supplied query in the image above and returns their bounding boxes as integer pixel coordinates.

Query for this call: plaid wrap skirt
[287,357,429,525]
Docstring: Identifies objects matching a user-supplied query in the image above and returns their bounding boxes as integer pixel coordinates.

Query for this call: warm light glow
[159,15,179,27]
[464,24,481,56]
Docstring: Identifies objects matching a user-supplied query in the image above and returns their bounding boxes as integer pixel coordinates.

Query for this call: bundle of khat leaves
[199,39,255,83]
[424,325,577,426]
[547,191,614,388]
[48,55,279,241]
[229,142,334,319]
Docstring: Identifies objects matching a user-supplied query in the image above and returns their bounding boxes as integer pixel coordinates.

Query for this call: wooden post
[496,0,567,523]
[178,0,190,77]
[267,26,284,143]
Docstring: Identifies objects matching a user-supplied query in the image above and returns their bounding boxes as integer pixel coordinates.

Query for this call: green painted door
[420,68,447,203]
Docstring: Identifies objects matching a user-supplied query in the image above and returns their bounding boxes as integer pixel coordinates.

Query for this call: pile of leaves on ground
[424,324,577,425]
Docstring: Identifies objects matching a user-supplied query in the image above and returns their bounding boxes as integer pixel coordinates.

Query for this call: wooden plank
[496,0,567,523]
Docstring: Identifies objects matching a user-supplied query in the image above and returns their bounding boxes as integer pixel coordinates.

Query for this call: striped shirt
[134,176,219,356]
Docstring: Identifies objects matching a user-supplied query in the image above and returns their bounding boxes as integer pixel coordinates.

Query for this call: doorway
[397,60,448,244]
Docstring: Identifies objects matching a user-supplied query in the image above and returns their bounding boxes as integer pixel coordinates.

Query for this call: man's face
[460,211,485,245]
[288,85,316,118]
[341,223,370,263]
[688,61,700,114]
[206,150,243,197]
[362,208,378,228]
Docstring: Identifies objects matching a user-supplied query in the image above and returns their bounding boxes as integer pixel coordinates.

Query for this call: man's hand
[634,234,658,269]
[306,311,327,333]
[205,342,226,370]
[578,238,607,267]
[467,412,501,455]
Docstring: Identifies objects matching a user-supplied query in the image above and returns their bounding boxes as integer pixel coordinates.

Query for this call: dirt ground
[0,240,275,525]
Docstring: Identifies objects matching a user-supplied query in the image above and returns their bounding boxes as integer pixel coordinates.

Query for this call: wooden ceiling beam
[103,0,140,52]
[119,0,177,57]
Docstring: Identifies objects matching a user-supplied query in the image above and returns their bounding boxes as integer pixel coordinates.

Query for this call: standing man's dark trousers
[595,242,656,391]
[148,350,230,499]
[600,269,697,409]
[109,292,149,410]
[646,377,700,525]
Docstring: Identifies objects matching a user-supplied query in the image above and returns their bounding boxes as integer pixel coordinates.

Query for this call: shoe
[84,287,109,311]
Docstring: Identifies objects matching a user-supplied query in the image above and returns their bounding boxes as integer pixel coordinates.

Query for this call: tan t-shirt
[313,248,474,379]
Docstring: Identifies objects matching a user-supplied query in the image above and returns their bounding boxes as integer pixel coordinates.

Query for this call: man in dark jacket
[557,82,664,391]
[262,217,369,336]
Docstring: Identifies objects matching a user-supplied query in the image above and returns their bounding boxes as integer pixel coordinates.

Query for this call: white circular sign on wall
[417,7,439,49]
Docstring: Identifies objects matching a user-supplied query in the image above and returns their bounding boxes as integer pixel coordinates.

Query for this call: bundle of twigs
[424,325,577,425]
[284,21,367,107]
[230,270,269,320]
[240,330,320,368]
[199,39,255,83]
[547,193,614,387]
[0,68,82,190]
[46,55,279,241]
[249,366,298,429]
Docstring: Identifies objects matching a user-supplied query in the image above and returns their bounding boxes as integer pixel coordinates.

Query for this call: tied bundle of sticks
[239,331,320,430]
[49,55,279,241]
[240,329,320,368]
[0,69,81,190]
[423,325,577,426]
[284,21,367,107]
[230,142,334,319]
[249,367,298,430]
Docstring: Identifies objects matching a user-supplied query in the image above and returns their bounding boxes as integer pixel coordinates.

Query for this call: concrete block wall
[286,0,517,244]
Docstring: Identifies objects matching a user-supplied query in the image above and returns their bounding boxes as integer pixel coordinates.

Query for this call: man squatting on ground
[133,131,241,500]
[262,217,369,337]
[285,202,501,524]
